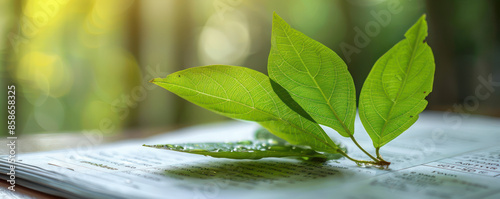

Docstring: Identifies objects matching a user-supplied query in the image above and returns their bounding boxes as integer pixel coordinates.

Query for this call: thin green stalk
[336,149,377,165]
[375,147,387,162]
[349,135,379,162]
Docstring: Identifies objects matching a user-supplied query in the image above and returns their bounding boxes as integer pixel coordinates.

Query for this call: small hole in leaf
[178,75,181,77]
[410,115,413,118]
[423,91,426,93]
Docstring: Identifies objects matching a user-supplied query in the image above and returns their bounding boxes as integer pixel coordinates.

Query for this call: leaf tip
[272,11,279,18]
[272,12,285,25]
[404,13,429,40]
[418,14,427,25]
[149,78,162,84]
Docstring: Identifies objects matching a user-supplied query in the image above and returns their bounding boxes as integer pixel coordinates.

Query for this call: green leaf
[253,127,348,157]
[254,127,288,144]
[151,65,340,154]
[359,15,435,148]
[143,141,343,161]
[267,13,356,137]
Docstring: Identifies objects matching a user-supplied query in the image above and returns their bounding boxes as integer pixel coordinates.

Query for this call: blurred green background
[1,0,499,136]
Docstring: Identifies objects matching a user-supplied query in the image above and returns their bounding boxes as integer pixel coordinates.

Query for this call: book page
[1,112,500,198]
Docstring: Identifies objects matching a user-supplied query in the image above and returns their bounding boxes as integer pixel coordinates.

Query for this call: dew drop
[357,162,374,168]
[237,140,252,145]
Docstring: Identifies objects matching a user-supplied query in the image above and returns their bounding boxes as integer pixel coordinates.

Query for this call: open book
[1,111,500,199]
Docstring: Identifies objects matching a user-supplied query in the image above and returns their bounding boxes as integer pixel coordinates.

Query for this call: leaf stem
[336,149,377,164]
[375,147,387,162]
[349,135,379,162]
